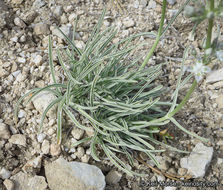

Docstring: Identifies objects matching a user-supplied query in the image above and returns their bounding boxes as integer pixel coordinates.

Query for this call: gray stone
[81,154,90,163]
[0,168,11,179]
[34,23,49,35]
[53,6,63,17]
[41,139,50,154]
[37,133,46,143]
[147,0,156,9]
[0,123,11,139]
[180,143,213,178]
[140,0,147,7]
[167,0,176,5]
[10,172,47,190]
[206,68,223,83]
[216,95,223,108]
[50,143,61,156]
[3,179,14,190]
[52,25,72,40]
[9,134,26,147]
[71,127,84,140]
[33,0,46,8]
[14,17,26,28]
[45,157,105,190]
[32,91,57,115]
[123,18,135,28]
[105,170,122,184]
[22,11,38,24]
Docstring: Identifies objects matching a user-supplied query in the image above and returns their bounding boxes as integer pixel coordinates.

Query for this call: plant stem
[140,0,167,70]
[166,0,215,118]
[167,80,197,118]
[205,0,214,50]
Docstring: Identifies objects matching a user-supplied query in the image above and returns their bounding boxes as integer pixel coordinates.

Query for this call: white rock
[74,40,85,50]
[52,25,72,40]
[12,70,21,78]
[0,168,11,179]
[33,0,46,8]
[217,158,223,165]
[18,110,26,118]
[76,147,85,158]
[216,95,223,108]
[60,14,68,24]
[17,57,26,63]
[3,179,14,190]
[37,133,46,143]
[11,0,23,4]
[81,154,90,163]
[10,172,47,190]
[48,119,56,126]
[105,170,122,184]
[53,6,63,17]
[148,0,156,9]
[68,13,77,23]
[206,68,223,83]
[31,54,43,66]
[50,143,61,156]
[133,0,139,8]
[180,143,213,178]
[32,91,57,115]
[41,139,50,154]
[123,18,135,28]
[167,0,176,5]
[14,17,26,28]
[10,36,18,42]
[34,23,49,35]
[71,127,84,140]
[140,0,147,7]
[0,123,11,139]
[9,134,26,147]
[45,157,105,190]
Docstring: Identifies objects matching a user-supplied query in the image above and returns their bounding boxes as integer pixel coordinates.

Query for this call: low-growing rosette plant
[15,0,221,176]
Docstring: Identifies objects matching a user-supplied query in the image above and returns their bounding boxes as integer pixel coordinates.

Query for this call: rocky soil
[0,0,223,189]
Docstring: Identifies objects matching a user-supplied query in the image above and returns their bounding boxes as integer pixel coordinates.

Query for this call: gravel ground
[0,0,223,189]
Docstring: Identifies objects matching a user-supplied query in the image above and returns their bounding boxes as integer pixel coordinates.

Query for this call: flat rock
[50,143,61,156]
[45,157,105,190]
[10,172,47,190]
[52,25,72,40]
[105,170,122,184]
[9,134,26,147]
[123,18,135,28]
[0,167,11,179]
[206,68,223,83]
[3,179,14,190]
[216,95,223,108]
[71,127,84,140]
[34,23,50,35]
[32,91,57,115]
[180,143,213,178]
[0,123,11,139]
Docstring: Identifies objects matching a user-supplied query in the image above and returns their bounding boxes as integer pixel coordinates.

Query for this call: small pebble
[9,134,26,147]
[0,168,11,179]
[3,179,14,190]
[50,143,61,156]
[105,170,122,184]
